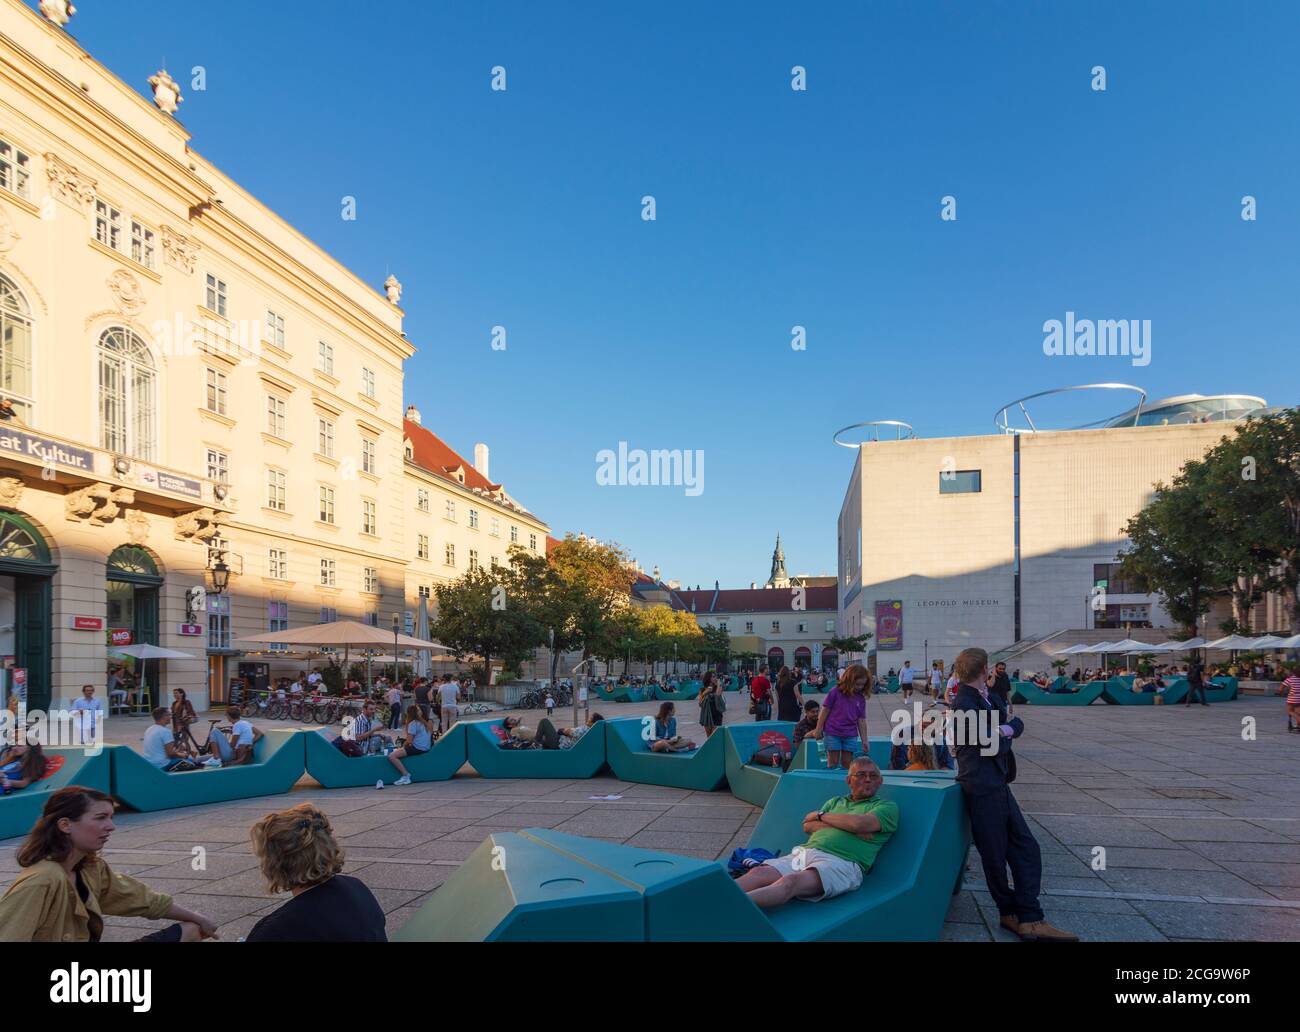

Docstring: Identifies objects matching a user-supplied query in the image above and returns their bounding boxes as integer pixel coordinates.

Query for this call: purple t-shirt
[823,687,866,737]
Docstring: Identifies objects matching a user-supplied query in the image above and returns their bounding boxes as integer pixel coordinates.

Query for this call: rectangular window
[719,622,728,632]
[939,469,982,494]
[266,468,286,511]
[130,220,156,269]
[529,533,537,551]
[363,611,379,627]
[362,437,376,474]
[207,594,231,649]
[205,274,227,317]
[265,310,285,349]
[797,622,808,633]
[319,606,337,623]
[745,622,754,633]
[317,340,334,376]
[825,619,835,632]
[268,548,288,580]
[489,517,500,537]
[317,418,335,457]
[404,610,415,635]
[94,199,122,251]
[361,367,375,398]
[206,448,229,484]
[445,499,456,521]
[468,509,479,529]
[267,600,289,653]
[510,525,518,544]
[771,621,781,632]
[417,585,431,599]
[364,566,378,593]
[469,549,479,571]
[445,543,455,566]
[320,559,336,586]
[318,486,335,524]
[0,138,31,198]
[416,488,429,512]
[266,394,286,437]
[362,500,376,535]
[205,368,228,415]
[417,534,429,560]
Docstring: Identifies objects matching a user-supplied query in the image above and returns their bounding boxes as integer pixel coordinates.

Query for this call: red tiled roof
[673,586,837,613]
[404,418,502,494]
[546,535,562,554]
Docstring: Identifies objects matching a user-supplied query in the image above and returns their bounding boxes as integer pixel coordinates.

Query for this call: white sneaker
[393,774,412,786]
[202,757,222,768]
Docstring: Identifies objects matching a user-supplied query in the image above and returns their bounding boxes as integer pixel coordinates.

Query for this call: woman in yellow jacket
[0,785,219,942]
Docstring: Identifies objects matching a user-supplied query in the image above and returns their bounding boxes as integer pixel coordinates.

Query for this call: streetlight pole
[392,613,400,690]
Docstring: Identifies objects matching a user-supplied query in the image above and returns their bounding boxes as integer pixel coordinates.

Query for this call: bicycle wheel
[240,701,256,717]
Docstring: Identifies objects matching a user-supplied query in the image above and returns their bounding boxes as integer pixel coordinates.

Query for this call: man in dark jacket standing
[1184,659,1208,706]
[988,661,1012,708]
[952,647,1077,942]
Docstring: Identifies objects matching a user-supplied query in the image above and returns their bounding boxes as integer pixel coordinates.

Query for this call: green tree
[828,633,873,655]
[430,566,541,680]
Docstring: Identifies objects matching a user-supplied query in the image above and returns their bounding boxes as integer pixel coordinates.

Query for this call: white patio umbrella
[1243,635,1286,649]
[1150,636,1206,652]
[1202,634,1262,650]
[1266,633,1300,649]
[108,643,197,707]
[415,596,433,681]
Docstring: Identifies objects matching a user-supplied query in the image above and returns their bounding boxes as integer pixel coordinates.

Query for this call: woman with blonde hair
[245,804,385,941]
[387,704,434,786]
[811,662,872,769]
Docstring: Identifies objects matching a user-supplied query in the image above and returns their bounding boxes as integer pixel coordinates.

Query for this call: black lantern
[210,557,230,594]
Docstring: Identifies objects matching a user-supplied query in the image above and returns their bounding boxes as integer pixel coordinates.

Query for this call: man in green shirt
[737,756,900,907]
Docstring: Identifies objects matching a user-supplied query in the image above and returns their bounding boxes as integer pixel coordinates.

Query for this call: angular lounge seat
[391,830,645,941]
[108,728,306,812]
[1204,676,1239,702]
[304,722,468,788]
[465,718,607,779]
[0,747,113,841]
[603,717,726,791]
[723,722,892,807]
[1011,679,1105,705]
[1101,676,1188,705]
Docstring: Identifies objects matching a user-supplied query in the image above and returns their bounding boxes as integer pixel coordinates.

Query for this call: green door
[134,586,159,710]
[15,576,52,712]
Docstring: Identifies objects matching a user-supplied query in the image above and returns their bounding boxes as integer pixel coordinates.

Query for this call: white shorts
[761,847,864,900]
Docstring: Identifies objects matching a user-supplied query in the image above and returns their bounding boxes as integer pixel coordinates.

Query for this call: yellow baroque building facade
[0,1,547,711]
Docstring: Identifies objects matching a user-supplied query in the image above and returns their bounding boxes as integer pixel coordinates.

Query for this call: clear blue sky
[70,1,1300,587]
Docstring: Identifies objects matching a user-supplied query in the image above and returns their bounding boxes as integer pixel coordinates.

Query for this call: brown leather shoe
[999,915,1021,935]
[1016,919,1079,942]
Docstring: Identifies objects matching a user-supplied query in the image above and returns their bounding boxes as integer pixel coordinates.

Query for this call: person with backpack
[698,671,726,738]
[750,666,774,721]
[811,663,871,769]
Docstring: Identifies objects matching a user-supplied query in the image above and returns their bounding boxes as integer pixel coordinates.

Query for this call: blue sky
[70,1,1300,587]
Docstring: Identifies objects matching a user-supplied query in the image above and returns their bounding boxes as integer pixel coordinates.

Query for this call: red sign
[109,629,133,647]
[12,668,26,688]
[177,623,204,636]
[70,616,105,631]
[874,600,903,650]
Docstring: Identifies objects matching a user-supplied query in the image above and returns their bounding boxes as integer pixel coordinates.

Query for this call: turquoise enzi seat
[1011,679,1105,705]
[304,722,468,788]
[464,718,607,779]
[1102,676,1189,705]
[0,747,113,840]
[602,717,726,791]
[394,771,969,942]
[108,728,306,812]
[723,722,892,807]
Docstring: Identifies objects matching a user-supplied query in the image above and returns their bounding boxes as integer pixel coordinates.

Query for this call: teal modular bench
[1011,679,1105,705]
[0,747,113,841]
[641,683,700,702]
[1102,676,1189,705]
[603,717,726,791]
[396,773,969,941]
[722,722,893,807]
[108,729,306,812]
[392,830,646,941]
[1205,676,1239,702]
[465,719,607,779]
[593,684,644,704]
[876,677,901,694]
[304,722,468,788]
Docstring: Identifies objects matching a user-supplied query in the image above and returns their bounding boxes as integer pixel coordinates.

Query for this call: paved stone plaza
[3,694,1296,942]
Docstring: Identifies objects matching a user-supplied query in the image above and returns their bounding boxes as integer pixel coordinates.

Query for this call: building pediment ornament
[384,274,402,304]
[44,154,96,210]
[161,225,200,274]
[125,510,150,544]
[65,483,135,526]
[0,475,24,508]
[38,1,76,28]
[148,70,184,116]
[175,507,226,543]
[107,269,147,315]
[0,205,20,253]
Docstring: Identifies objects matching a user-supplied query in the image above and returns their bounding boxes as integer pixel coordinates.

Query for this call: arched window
[106,544,160,581]
[0,510,50,566]
[98,327,156,461]
[0,275,33,420]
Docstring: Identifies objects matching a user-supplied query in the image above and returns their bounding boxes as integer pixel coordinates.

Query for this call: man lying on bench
[735,756,898,908]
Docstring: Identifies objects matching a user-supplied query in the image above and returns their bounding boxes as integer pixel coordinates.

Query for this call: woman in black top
[775,666,802,722]
[245,804,386,942]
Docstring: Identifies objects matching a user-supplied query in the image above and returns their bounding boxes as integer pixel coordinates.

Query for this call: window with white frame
[266,393,286,437]
[362,500,376,535]
[825,619,835,632]
[268,548,288,580]
[529,533,537,551]
[797,622,808,633]
[205,368,228,415]
[445,499,456,521]
[416,488,429,512]
[362,437,376,474]
[364,611,378,627]
[320,558,336,586]
[207,594,231,649]
[0,275,34,422]
[265,310,285,349]
[417,585,431,599]
[0,139,31,198]
[720,622,728,632]
[468,509,479,529]
[489,556,499,571]
[445,543,455,566]
[363,566,378,593]
[94,198,122,251]
[318,486,335,524]
[404,610,414,635]
[319,606,337,623]
[417,534,429,560]
[205,273,227,317]
[131,220,155,270]
[206,448,228,484]
[510,525,518,543]
[91,198,155,269]
[745,621,754,633]
[361,366,375,398]
[771,621,781,632]
[317,340,334,376]
[97,327,156,460]
[266,468,286,511]
[469,549,479,571]
[489,517,500,537]
[267,600,289,652]
[317,418,335,457]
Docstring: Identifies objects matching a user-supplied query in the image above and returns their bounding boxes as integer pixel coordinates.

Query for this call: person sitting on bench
[735,757,898,908]
[143,708,203,772]
[647,702,693,752]
[388,706,435,786]
[206,707,264,767]
[0,742,46,794]
[792,700,821,748]
[559,712,604,749]
[500,716,564,750]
